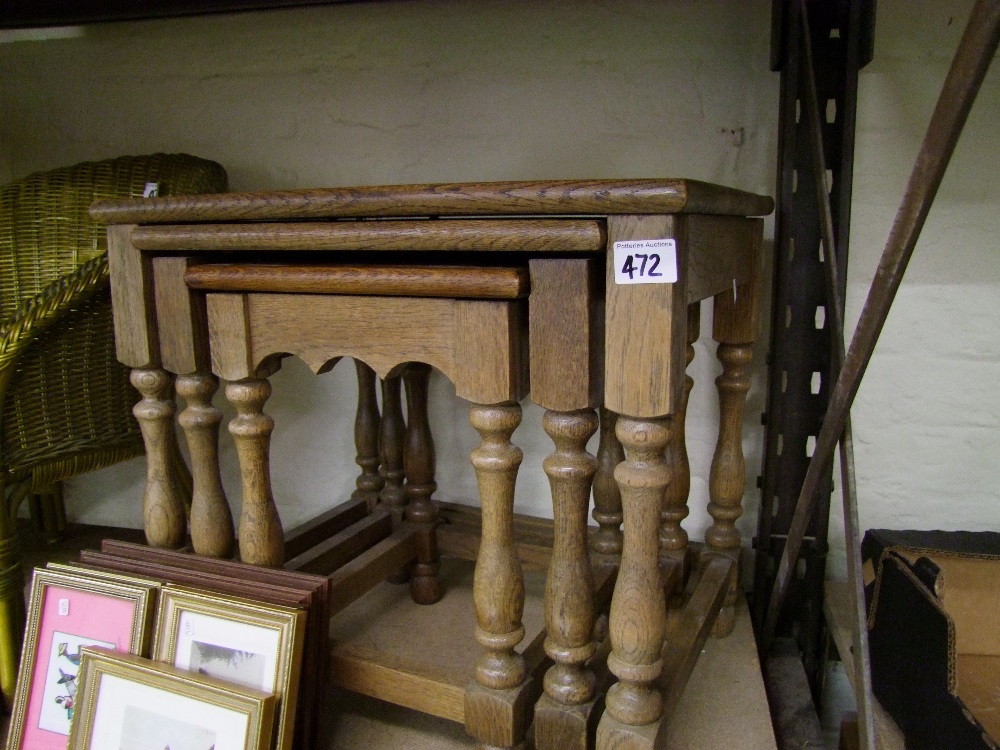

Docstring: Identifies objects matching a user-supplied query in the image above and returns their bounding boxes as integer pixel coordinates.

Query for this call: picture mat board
[71,649,274,750]
[174,611,279,691]
[93,674,243,749]
[155,587,305,750]
[7,569,156,750]
[36,630,115,734]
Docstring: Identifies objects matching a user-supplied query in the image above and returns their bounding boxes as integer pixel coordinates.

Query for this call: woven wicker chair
[0,154,228,704]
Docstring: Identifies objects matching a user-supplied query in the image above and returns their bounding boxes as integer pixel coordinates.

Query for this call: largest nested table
[92,179,773,750]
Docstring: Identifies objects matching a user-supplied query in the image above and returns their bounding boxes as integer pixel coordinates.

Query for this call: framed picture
[152,587,306,750]
[6,567,159,750]
[82,542,328,750]
[68,647,275,750]
[44,562,162,589]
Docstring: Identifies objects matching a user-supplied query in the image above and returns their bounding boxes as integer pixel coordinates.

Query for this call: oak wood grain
[284,508,393,575]
[107,224,158,368]
[470,403,527,693]
[438,500,556,548]
[327,528,419,616]
[542,409,599,706]
[594,557,734,750]
[712,218,763,345]
[534,689,600,750]
[212,292,451,380]
[592,407,624,558]
[659,304,700,574]
[130,368,187,549]
[464,679,534,749]
[528,258,603,412]
[466,621,545,750]
[402,363,442,604]
[133,219,605,253]
[435,522,553,573]
[207,292,526,404]
[435,501,554,572]
[206,293,255,380]
[176,372,233,558]
[153,256,209,375]
[378,375,407,527]
[282,497,369,560]
[227,377,285,567]
[684,215,756,303]
[328,643,467,723]
[454,299,529,405]
[185,263,531,299]
[605,416,671,727]
[351,360,384,509]
[92,178,774,224]
[536,409,600,750]
[533,565,620,750]
[707,342,753,638]
[604,215,688,418]
[707,218,761,636]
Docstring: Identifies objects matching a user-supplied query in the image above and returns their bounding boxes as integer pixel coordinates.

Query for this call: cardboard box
[861,530,1000,750]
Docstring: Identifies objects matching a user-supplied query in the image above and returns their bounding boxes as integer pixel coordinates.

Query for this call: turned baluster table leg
[706,340,752,637]
[598,415,671,747]
[352,359,384,510]
[592,406,624,559]
[536,408,599,750]
[227,377,284,567]
[177,372,234,558]
[379,372,409,585]
[403,363,442,604]
[131,368,187,549]
[707,234,760,638]
[660,303,700,593]
[466,402,527,750]
[379,373,407,525]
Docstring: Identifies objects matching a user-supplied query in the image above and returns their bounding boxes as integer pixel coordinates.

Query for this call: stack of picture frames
[6,541,329,750]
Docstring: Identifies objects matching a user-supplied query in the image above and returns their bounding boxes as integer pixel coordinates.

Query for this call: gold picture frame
[68,647,275,750]
[152,586,306,750]
[6,566,159,749]
[44,561,163,589]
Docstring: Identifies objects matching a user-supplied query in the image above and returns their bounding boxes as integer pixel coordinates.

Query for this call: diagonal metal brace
[761,0,1000,703]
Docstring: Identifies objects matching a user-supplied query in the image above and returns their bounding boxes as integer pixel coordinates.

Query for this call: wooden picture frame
[5,567,159,750]
[68,647,275,750]
[80,541,329,750]
[152,587,306,750]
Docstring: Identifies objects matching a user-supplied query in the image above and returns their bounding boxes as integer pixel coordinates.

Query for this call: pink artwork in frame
[7,568,158,750]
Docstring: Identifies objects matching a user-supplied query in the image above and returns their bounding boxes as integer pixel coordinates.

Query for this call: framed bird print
[6,566,159,750]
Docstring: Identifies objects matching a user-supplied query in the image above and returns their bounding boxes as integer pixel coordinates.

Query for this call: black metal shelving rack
[753,0,875,693]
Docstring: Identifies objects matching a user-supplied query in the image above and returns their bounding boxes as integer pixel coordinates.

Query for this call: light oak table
[92,178,773,750]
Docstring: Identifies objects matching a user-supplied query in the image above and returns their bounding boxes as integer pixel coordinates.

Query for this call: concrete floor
[4,523,777,749]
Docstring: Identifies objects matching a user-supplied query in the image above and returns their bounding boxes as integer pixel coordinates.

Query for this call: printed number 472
[620,253,662,280]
